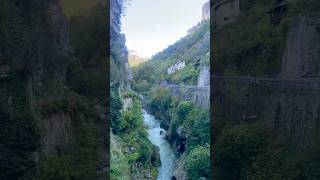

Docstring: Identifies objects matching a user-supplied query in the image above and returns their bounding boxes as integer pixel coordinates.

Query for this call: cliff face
[198,66,210,86]
[0,0,73,178]
[41,0,73,155]
[214,15,320,149]
[281,16,320,79]
[214,77,320,149]
[110,0,132,89]
[202,1,210,22]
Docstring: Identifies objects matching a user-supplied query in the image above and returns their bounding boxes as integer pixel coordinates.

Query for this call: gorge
[110,0,210,179]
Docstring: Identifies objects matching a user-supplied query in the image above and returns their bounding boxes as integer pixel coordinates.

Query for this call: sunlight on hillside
[59,0,104,18]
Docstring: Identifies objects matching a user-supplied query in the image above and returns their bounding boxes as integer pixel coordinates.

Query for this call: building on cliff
[167,61,185,74]
[212,0,240,27]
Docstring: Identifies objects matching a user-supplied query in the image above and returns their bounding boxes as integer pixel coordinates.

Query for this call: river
[142,110,177,180]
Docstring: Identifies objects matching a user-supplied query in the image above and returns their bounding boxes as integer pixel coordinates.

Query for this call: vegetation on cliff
[213,0,320,76]
[110,92,157,179]
[147,88,210,179]
[0,1,107,179]
[39,3,108,180]
[132,21,210,90]
[213,1,320,179]
[110,0,157,179]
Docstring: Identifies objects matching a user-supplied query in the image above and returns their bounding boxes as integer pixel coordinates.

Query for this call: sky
[121,0,208,58]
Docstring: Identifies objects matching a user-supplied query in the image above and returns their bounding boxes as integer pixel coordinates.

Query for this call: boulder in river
[151,145,161,167]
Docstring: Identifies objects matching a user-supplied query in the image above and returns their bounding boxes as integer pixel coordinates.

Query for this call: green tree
[185,146,210,180]
[184,108,210,150]
[215,124,265,180]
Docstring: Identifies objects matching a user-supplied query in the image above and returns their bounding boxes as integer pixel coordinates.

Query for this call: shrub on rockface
[215,124,265,180]
[184,108,210,151]
[120,101,143,130]
[170,65,199,85]
[213,0,289,76]
[0,111,41,180]
[110,133,130,180]
[110,89,123,133]
[148,87,173,123]
[185,146,210,180]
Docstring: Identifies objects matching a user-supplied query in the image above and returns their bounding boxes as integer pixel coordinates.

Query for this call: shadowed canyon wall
[213,76,320,149]
[213,16,320,149]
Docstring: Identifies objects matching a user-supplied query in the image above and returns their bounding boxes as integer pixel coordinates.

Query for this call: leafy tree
[148,88,173,123]
[110,90,123,133]
[120,101,143,130]
[184,108,210,150]
[215,124,265,180]
[174,101,194,125]
[185,146,210,180]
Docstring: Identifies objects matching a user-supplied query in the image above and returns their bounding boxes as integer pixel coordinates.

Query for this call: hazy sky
[121,0,208,58]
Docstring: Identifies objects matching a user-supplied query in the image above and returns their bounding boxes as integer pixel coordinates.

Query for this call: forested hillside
[0,0,107,179]
[130,5,211,177]
[132,21,210,94]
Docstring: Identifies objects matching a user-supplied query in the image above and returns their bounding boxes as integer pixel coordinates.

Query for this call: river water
[142,110,177,180]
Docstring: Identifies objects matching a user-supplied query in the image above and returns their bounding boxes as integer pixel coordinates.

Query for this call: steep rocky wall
[172,153,187,180]
[43,112,70,156]
[39,0,73,155]
[213,76,320,149]
[198,66,210,86]
[202,1,210,22]
[110,0,132,89]
[281,16,320,79]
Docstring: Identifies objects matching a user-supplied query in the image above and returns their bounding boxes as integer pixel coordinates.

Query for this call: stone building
[167,61,185,74]
[212,0,240,27]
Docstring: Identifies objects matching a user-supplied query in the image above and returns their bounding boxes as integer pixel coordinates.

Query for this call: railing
[155,84,210,89]
[212,75,320,92]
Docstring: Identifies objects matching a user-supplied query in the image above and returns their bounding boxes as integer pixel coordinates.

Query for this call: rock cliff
[281,16,320,79]
[0,0,73,178]
[110,0,132,89]
[202,1,210,22]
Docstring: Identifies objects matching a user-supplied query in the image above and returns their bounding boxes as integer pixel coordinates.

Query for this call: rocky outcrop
[168,125,187,154]
[281,16,320,79]
[172,153,187,180]
[43,112,70,156]
[123,97,133,110]
[110,0,132,89]
[202,1,210,22]
[151,146,161,167]
[198,66,210,86]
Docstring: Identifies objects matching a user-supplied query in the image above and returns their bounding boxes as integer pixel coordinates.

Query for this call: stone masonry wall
[213,76,320,149]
